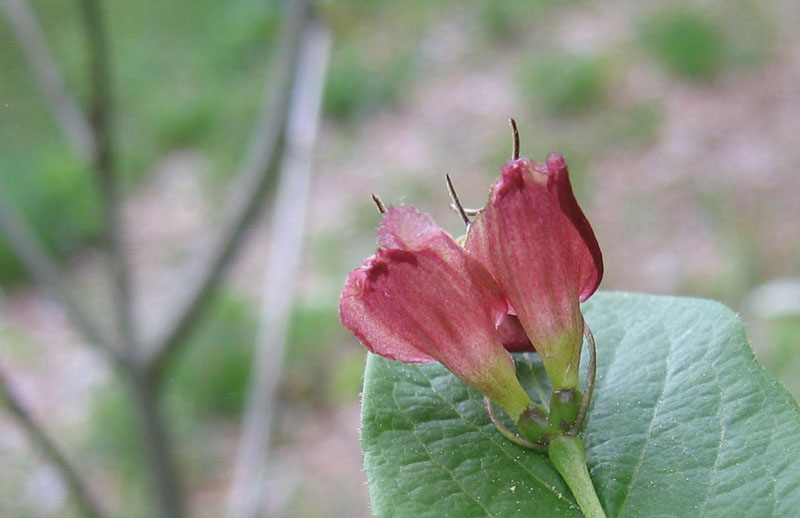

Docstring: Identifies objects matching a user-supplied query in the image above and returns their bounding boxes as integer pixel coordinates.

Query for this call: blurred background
[1,0,800,516]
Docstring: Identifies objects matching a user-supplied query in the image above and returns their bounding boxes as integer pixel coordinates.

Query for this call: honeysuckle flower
[339,207,534,420]
[466,153,603,390]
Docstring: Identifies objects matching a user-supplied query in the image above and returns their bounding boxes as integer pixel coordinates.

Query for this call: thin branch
[0,365,106,518]
[122,366,187,518]
[0,194,120,363]
[0,0,95,160]
[145,0,310,380]
[227,17,331,518]
[78,0,138,357]
[78,2,184,517]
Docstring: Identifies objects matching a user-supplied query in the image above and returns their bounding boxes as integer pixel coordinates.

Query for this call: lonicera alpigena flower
[340,147,602,433]
[339,207,535,420]
[466,153,603,391]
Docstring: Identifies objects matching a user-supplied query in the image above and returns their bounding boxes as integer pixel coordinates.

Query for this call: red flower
[340,148,602,420]
[466,154,602,390]
[340,207,533,420]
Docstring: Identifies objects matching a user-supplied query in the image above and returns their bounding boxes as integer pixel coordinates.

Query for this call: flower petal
[376,206,442,251]
[340,207,533,419]
[465,156,602,388]
[545,153,603,300]
[497,314,535,352]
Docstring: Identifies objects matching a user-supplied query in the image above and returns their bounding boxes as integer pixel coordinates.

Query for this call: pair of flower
[339,150,603,441]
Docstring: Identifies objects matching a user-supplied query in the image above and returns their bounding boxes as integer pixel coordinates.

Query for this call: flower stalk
[548,435,607,518]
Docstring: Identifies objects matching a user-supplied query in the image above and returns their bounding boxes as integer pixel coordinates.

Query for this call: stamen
[371,193,386,214]
[509,118,520,160]
[445,174,471,228]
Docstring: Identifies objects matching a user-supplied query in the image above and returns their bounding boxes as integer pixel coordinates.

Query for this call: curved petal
[545,153,603,300]
[376,206,442,251]
[340,260,436,364]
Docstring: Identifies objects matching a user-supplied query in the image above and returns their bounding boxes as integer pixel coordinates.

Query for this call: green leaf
[361,292,800,517]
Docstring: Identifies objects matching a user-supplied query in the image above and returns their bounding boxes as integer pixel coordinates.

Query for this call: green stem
[548,435,606,518]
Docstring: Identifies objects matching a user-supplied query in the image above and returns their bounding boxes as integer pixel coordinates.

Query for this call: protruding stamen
[445,174,471,228]
[371,193,386,214]
[509,118,520,160]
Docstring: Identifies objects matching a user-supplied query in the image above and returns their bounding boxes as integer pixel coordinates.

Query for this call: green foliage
[0,12,101,283]
[640,9,726,80]
[88,382,144,477]
[0,153,101,284]
[86,294,257,515]
[26,0,280,180]
[323,42,415,121]
[85,294,257,517]
[286,304,344,367]
[598,103,661,148]
[328,349,366,405]
[477,0,554,42]
[167,295,257,418]
[87,382,160,518]
[362,292,800,517]
[762,315,800,400]
[103,0,279,181]
[519,52,607,115]
[0,0,281,282]
[284,303,353,405]
[720,1,773,69]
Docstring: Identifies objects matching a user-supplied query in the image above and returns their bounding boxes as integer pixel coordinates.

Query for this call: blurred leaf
[762,315,800,400]
[362,292,800,517]
[519,52,607,115]
[476,0,587,44]
[88,380,178,517]
[328,349,366,405]
[323,42,415,121]
[88,382,144,477]
[283,304,352,406]
[640,9,725,80]
[0,0,280,284]
[167,294,257,417]
[286,304,344,367]
[598,103,661,148]
[0,152,100,284]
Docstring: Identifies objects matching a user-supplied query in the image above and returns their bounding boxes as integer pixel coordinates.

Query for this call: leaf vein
[390,380,497,517]
[416,368,580,511]
[617,319,673,517]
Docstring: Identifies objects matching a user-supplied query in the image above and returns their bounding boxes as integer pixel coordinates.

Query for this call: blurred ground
[2,0,800,516]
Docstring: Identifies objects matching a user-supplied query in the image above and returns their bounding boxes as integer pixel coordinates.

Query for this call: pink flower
[466,154,602,390]
[340,207,533,420]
